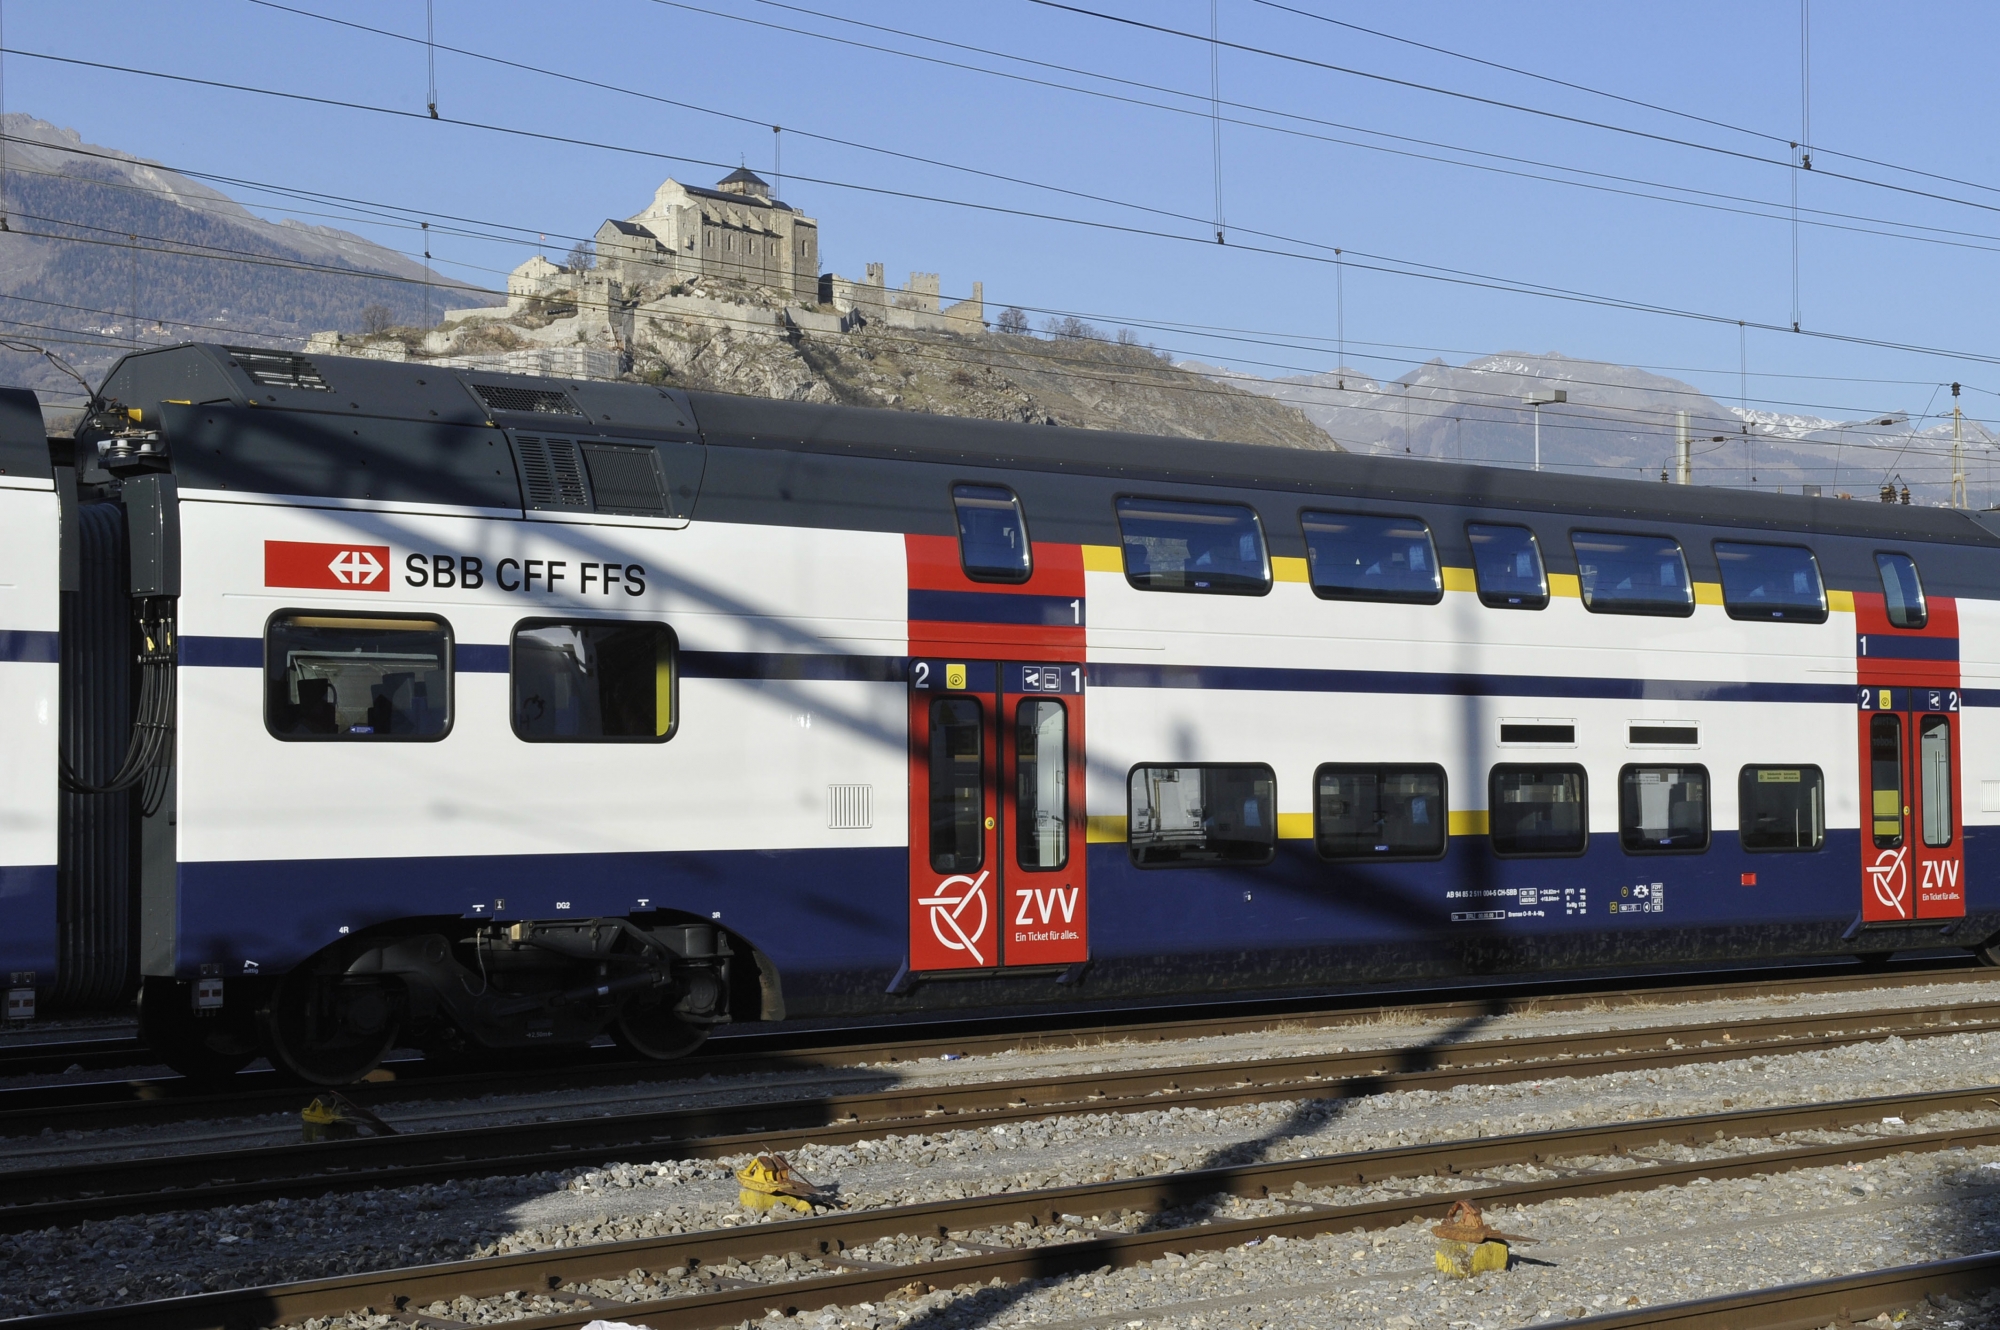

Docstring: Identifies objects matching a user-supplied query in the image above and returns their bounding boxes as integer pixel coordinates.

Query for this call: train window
[1465,523,1547,609]
[1571,531,1694,617]
[1115,497,1270,595]
[1488,765,1587,856]
[1015,699,1068,870]
[1921,715,1953,847]
[1618,765,1709,854]
[952,484,1032,583]
[930,697,986,873]
[265,612,451,741]
[1869,713,1904,849]
[1314,764,1447,860]
[1299,511,1442,604]
[510,620,675,742]
[1739,766,1825,851]
[1875,553,1927,628]
[1128,764,1276,867]
[1713,542,1827,623]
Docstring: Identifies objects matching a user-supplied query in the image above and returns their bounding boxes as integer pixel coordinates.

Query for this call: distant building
[595,168,819,301]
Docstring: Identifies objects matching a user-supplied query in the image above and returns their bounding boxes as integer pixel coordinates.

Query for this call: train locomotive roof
[90,341,2000,548]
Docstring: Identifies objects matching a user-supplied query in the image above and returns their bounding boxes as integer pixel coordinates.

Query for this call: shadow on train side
[885,1007,1506,1330]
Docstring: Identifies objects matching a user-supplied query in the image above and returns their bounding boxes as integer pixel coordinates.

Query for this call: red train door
[1857,686,1964,921]
[907,657,1088,973]
[1856,589,1965,922]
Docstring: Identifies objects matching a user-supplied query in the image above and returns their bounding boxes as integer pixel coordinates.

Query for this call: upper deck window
[1713,541,1828,623]
[952,484,1032,583]
[1300,512,1442,604]
[1875,552,1927,628]
[1115,498,1270,595]
[1572,531,1694,616]
[266,612,451,740]
[1466,523,1547,609]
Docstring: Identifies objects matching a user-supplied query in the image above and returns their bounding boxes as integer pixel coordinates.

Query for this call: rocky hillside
[0,114,495,403]
[633,318,1337,448]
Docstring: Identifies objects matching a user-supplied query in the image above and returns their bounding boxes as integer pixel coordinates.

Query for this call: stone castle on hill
[307,168,989,376]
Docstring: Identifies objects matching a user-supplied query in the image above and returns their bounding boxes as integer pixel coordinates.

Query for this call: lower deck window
[1618,765,1709,853]
[511,620,676,741]
[1738,765,1824,851]
[266,612,451,740]
[1128,764,1275,867]
[1314,764,1446,860]
[1489,765,1587,855]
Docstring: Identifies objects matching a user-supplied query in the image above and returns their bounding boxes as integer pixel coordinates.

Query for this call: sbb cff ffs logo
[264,540,390,591]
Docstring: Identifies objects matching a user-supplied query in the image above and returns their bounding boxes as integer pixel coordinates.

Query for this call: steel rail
[10,1082,2000,1330]
[1,961,1993,1128]
[0,960,1986,1127]
[1,998,1997,1231]
[1558,1253,2000,1329]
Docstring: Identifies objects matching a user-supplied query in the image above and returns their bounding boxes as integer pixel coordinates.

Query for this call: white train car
[29,342,1996,1082]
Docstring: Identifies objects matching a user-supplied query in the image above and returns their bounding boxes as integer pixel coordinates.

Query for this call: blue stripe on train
[1087,661,1854,705]
[169,827,1997,988]
[1856,634,1957,662]
[908,590,1081,627]
[0,865,57,983]
[179,636,905,682]
[0,631,58,664]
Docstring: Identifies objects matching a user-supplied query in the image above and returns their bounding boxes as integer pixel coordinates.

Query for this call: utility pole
[1524,389,1565,472]
[1675,410,1692,485]
[1950,383,1967,508]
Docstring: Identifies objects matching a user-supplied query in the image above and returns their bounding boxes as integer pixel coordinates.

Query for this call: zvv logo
[265,540,392,592]
[1867,845,1910,918]
[919,870,991,965]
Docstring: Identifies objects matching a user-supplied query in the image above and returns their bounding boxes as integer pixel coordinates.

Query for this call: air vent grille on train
[514,436,592,509]
[227,349,329,391]
[828,784,874,830]
[475,383,581,416]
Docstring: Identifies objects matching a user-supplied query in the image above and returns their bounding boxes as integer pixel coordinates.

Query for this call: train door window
[1869,713,1904,848]
[1300,512,1442,604]
[1488,765,1587,856]
[510,620,675,742]
[1314,764,1447,860]
[1712,542,1828,623]
[1738,766,1824,851]
[265,612,451,740]
[1465,523,1548,609]
[930,698,985,873]
[1115,498,1271,595]
[1921,715,1953,847]
[1015,699,1068,869]
[1875,553,1927,628]
[952,483,1032,583]
[1571,531,1694,616]
[1618,765,1709,853]
[1128,764,1276,867]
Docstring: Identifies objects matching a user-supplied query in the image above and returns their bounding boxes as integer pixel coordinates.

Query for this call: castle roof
[717,167,769,190]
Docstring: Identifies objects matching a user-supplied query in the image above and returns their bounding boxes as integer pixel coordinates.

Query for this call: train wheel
[609,992,709,1061]
[1978,941,2000,967]
[136,978,256,1082]
[261,972,400,1086]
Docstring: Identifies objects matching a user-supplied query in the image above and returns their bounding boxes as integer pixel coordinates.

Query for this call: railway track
[3,993,1997,1232]
[11,1081,2000,1329]
[0,959,1990,1135]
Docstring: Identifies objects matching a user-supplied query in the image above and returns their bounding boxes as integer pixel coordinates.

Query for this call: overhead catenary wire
[662,0,2000,258]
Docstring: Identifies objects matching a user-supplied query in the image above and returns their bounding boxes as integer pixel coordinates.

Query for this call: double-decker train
[0,341,1994,1082]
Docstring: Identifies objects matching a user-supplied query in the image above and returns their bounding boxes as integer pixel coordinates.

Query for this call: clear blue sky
[8,0,1999,427]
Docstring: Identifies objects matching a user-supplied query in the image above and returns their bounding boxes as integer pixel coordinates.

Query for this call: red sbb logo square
[264,540,391,591]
